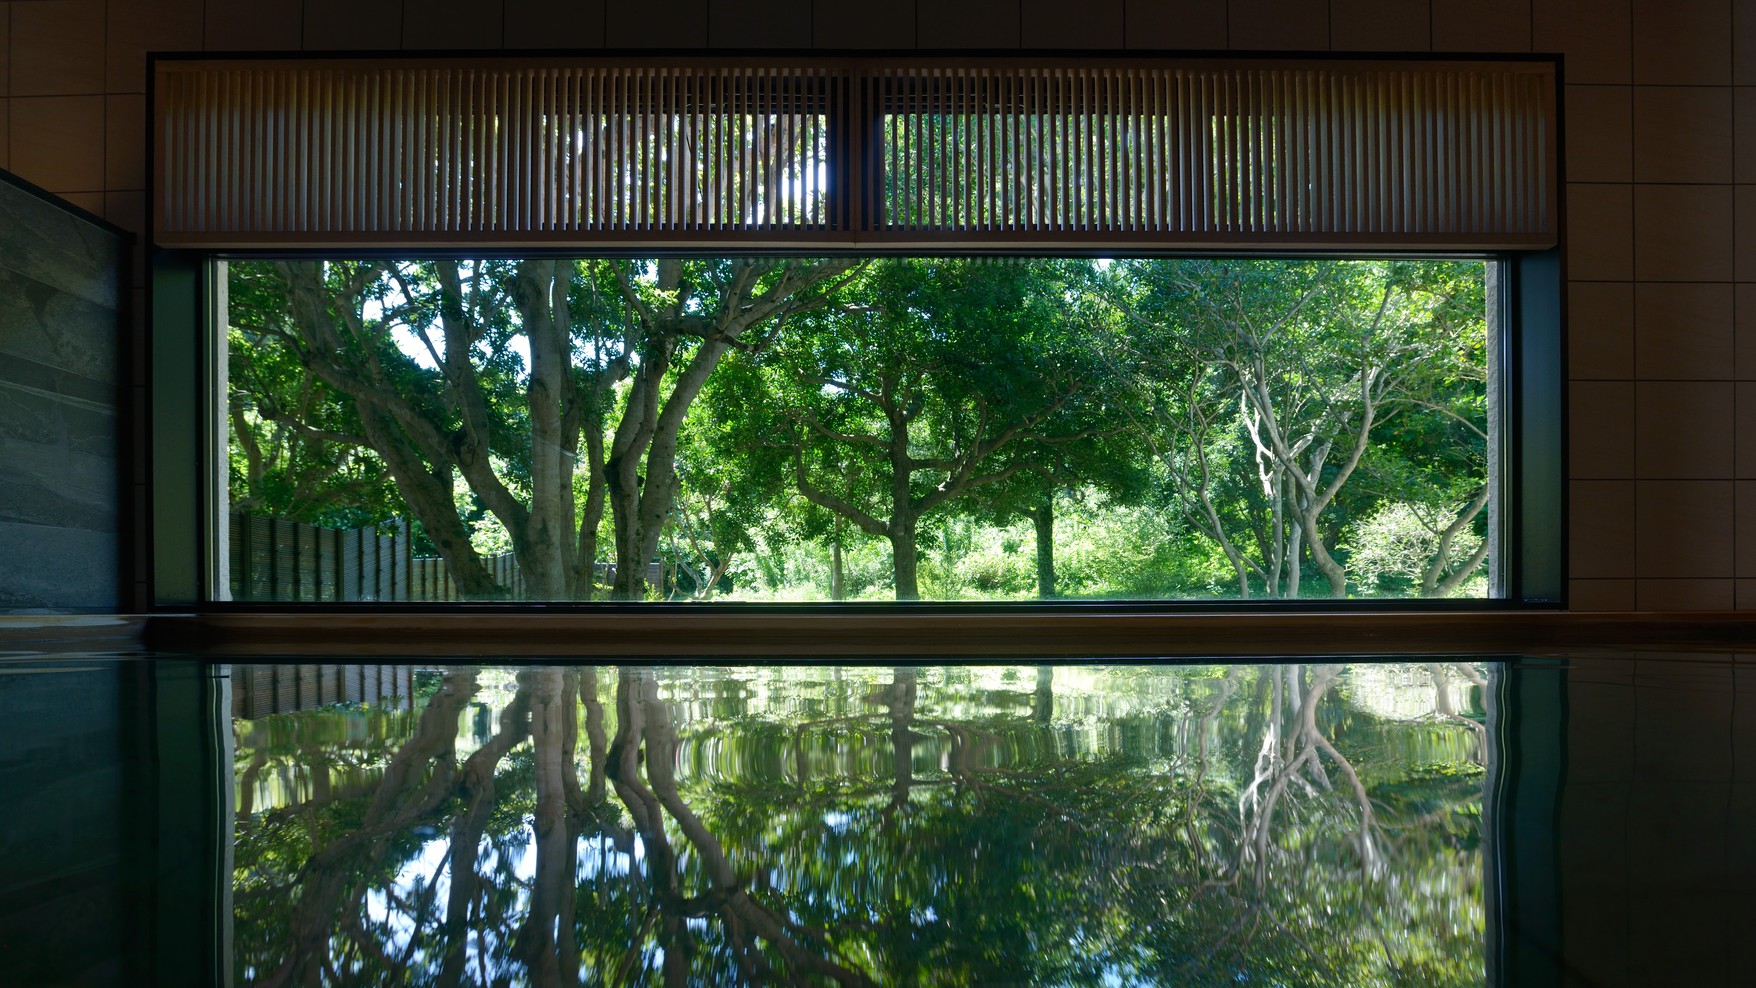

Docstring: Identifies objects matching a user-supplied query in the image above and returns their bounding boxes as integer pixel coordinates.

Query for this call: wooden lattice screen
[153,56,1556,250]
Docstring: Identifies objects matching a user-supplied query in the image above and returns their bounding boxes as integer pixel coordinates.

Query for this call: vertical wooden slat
[1006,69,1019,231]
[583,68,597,230]
[1039,68,1051,232]
[694,68,707,231]
[702,67,716,228]
[1059,68,1072,232]
[657,66,670,231]
[1022,67,1032,232]
[158,59,1554,245]
[939,69,950,228]
[546,67,559,231]
[1135,68,1147,230]
[1188,70,1203,233]
[1155,68,1169,233]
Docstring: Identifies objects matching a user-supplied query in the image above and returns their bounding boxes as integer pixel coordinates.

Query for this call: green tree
[227,257,854,599]
[750,258,1131,600]
[1110,259,1488,598]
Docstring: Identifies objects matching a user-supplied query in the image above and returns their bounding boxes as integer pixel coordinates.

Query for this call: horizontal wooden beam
[146,610,1755,659]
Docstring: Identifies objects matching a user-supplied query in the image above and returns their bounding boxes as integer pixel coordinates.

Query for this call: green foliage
[1346,500,1487,598]
[227,256,1491,602]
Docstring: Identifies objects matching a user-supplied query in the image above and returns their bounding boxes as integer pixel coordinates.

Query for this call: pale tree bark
[604,258,860,599]
[1130,380,1262,598]
[271,262,503,597]
[831,515,846,600]
[440,260,625,600]
[1421,484,1492,597]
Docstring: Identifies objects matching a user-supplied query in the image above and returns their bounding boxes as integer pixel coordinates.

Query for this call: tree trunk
[1300,503,1349,597]
[511,261,578,601]
[1033,498,1056,598]
[629,339,734,597]
[1287,516,1303,599]
[831,515,845,600]
[890,520,920,600]
[572,423,607,599]
[358,412,500,598]
[605,463,646,600]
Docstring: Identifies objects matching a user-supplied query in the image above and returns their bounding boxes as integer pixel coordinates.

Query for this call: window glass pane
[217,256,1491,603]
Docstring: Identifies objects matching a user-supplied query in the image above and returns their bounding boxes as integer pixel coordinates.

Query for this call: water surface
[228,662,1491,987]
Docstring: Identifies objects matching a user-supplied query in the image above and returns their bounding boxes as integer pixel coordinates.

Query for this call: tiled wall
[0,173,126,610]
[0,0,1750,611]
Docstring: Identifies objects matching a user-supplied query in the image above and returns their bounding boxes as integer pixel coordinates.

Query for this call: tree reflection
[232,662,1489,986]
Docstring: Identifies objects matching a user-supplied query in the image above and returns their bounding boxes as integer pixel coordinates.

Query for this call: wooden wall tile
[1633,282,1734,381]
[1738,186,1756,282]
[1571,380,1636,477]
[304,0,401,49]
[1125,0,1227,49]
[0,2,11,99]
[1571,480,1637,578]
[206,0,306,51]
[1534,0,1631,84]
[1635,480,1734,577]
[606,0,708,47]
[917,0,1019,49]
[1637,578,1736,608]
[1021,0,1123,48]
[1228,0,1328,50]
[106,0,203,94]
[711,0,810,48]
[1738,284,1756,378]
[1633,185,1734,282]
[505,0,606,48]
[1738,385,1756,477]
[1568,183,1635,281]
[9,95,105,192]
[403,0,505,49]
[1569,578,1638,610]
[812,1,914,48]
[1633,86,1733,184]
[1632,0,1731,86]
[1569,281,1635,379]
[1330,0,1429,51]
[1432,0,1531,52]
[1566,85,1632,183]
[104,94,145,192]
[11,0,104,96]
[1739,0,1756,85]
[1634,381,1733,478]
[1739,481,1756,572]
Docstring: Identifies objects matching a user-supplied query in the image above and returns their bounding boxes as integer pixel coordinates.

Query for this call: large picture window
[218,254,1493,603]
[148,54,1560,609]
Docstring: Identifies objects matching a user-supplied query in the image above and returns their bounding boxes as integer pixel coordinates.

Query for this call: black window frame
[143,51,1564,615]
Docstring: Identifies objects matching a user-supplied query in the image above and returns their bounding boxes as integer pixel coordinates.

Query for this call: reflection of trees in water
[232,663,1488,986]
